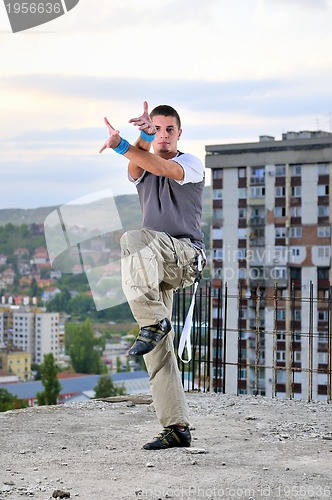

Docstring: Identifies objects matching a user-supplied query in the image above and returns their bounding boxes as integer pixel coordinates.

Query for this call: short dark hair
[150,105,181,129]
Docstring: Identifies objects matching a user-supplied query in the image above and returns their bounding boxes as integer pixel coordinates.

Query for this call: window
[250,208,264,223]
[276,165,286,176]
[213,189,223,200]
[291,247,301,258]
[272,267,287,280]
[318,352,328,364]
[250,228,265,239]
[318,246,330,258]
[238,228,247,239]
[250,267,263,279]
[212,228,223,239]
[239,308,247,319]
[276,310,286,320]
[250,167,265,184]
[318,205,329,217]
[294,310,301,321]
[289,227,302,238]
[291,186,301,197]
[318,331,328,343]
[294,352,301,362]
[274,207,286,217]
[275,186,286,197]
[318,332,328,344]
[291,165,302,176]
[212,268,223,279]
[294,331,301,341]
[317,226,330,237]
[250,186,265,198]
[318,310,328,322]
[238,167,246,178]
[290,267,301,280]
[318,185,329,196]
[213,249,223,260]
[318,163,329,175]
[213,208,223,219]
[213,169,223,179]
[275,227,286,238]
[317,267,329,280]
[290,206,302,217]
[251,166,265,177]
[276,351,286,361]
[237,248,246,260]
[318,289,329,300]
[238,208,247,219]
[238,268,246,279]
[238,188,247,199]
[213,366,223,377]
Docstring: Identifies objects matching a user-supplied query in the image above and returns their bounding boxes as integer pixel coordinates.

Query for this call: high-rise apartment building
[206,131,332,400]
[0,306,64,369]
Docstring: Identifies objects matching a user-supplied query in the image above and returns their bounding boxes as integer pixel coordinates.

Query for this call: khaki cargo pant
[120,228,199,428]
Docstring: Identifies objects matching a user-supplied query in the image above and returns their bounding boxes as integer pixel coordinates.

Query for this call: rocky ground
[1,393,332,500]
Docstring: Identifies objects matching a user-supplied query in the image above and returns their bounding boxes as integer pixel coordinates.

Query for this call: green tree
[46,288,71,313]
[36,353,62,406]
[0,388,29,412]
[93,375,126,398]
[66,318,107,374]
[116,356,122,373]
[68,295,94,317]
[40,267,50,279]
[30,277,40,298]
[31,362,42,380]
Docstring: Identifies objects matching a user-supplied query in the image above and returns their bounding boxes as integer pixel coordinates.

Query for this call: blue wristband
[140,130,156,142]
[114,137,130,155]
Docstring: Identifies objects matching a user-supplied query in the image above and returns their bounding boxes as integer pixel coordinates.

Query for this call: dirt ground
[1,392,332,500]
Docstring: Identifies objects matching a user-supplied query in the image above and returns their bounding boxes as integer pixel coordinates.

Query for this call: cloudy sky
[1,0,332,209]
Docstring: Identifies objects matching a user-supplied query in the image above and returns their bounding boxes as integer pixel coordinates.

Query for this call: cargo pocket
[174,241,198,289]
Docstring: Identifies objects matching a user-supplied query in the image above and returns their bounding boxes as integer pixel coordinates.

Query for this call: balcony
[250,176,265,185]
[248,298,266,308]
[249,318,265,330]
[249,237,265,247]
[249,216,265,226]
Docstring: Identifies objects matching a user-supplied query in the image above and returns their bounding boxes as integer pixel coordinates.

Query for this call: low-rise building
[0,370,150,406]
[0,347,31,381]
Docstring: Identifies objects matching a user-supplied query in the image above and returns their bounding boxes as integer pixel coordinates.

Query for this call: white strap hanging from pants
[178,252,204,363]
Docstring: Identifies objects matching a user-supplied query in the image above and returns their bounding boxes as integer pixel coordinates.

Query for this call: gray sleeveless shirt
[135,152,205,249]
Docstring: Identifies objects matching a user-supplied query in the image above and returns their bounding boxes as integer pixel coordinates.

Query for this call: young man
[100,102,205,450]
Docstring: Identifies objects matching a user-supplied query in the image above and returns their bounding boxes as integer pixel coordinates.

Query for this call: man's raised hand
[129,101,156,135]
[99,117,121,154]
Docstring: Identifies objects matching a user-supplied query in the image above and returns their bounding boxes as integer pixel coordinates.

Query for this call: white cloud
[1,0,332,208]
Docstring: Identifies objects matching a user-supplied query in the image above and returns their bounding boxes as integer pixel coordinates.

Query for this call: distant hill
[0,186,212,246]
[0,206,57,226]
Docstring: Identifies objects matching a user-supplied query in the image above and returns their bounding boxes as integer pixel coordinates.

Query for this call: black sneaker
[143,426,191,450]
[128,318,171,356]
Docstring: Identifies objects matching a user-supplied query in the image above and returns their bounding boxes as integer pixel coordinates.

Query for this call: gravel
[1,393,332,499]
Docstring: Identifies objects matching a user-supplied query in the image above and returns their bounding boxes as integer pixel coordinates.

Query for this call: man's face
[151,115,182,157]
